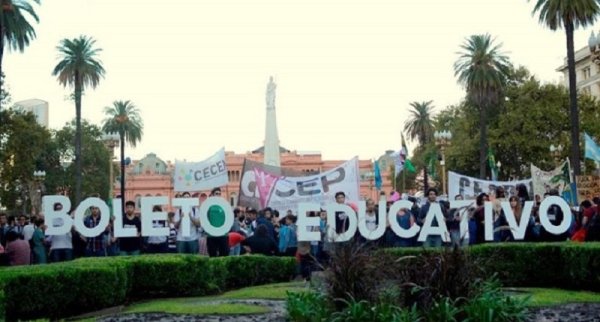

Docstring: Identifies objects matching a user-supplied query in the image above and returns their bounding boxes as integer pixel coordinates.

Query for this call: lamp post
[434,130,452,196]
[549,144,564,166]
[496,161,502,180]
[32,170,45,215]
[102,133,120,201]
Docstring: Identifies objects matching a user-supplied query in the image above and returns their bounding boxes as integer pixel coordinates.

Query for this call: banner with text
[576,175,600,202]
[448,171,532,200]
[531,161,571,199]
[238,157,360,212]
[174,148,228,192]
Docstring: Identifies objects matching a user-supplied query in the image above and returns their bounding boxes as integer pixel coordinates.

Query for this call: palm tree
[1,0,40,110]
[404,101,435,193]
[529,0,600,176]
[52,35,105,205]
[101,100,143,214]
[454,34,510,179]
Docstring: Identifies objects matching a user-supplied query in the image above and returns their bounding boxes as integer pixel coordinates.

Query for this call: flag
[394,134,416,174]
[488,148,498,181]
[585,132,600,163]
[374,160,382,190]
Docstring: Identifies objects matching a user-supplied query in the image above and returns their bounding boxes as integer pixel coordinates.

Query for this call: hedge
[0,254,296,321]
[385,242,600,291]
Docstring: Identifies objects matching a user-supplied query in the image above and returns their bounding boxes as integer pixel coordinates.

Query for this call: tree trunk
[479,104,487,180]
[0,7,5,112]
[120,131,125,215]
[74,73,82,206]
[565,21,581,178]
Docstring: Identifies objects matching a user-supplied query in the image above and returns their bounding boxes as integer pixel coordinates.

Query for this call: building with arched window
[115,150,392,211]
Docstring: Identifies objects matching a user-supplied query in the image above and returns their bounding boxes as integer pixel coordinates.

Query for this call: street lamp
[434,130,452,196]
[549,144,564,166]
[102,133,120,201]
[32,170,46,215]
[589,31,600,65]
[496,161,502,180]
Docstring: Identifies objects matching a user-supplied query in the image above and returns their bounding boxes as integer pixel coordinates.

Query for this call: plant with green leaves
[52,35,105,206]
[404,101,436,192]
[454,34,511,179]
[529,0,600,176]
[101,100,143,211]
[0,0,40,108]
[286,290,332,322]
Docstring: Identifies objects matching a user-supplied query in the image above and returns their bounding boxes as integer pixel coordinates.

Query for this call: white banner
[448,171,532,200]
[173,148,228,192]
[531,161,569,200]
[239,157,360,213]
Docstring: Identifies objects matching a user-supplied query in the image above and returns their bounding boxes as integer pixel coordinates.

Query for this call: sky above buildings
[3,0,594,162]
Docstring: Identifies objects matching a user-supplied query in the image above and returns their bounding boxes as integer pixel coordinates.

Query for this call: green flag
[405,159,416,173]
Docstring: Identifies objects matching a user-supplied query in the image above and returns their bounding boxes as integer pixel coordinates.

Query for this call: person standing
[48,203,73,262]
[31,217,47,264]
[83,206,108,257]
[206,187,230,257]
[174,192,201,254]
[119,201,142,256]
[418,188,446,247]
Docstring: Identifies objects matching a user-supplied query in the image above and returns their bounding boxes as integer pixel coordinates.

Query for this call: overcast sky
[3,0,594,162]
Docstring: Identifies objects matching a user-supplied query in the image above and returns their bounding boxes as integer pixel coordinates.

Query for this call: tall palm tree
[101,100,143,214]
[1,0,40,110]
[404,101,435,193]
[530,0,600,177]
[52,35,105,205]
[454,34,510,179]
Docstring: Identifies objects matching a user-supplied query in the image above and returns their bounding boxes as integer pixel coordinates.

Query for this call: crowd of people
[0,184,599,281]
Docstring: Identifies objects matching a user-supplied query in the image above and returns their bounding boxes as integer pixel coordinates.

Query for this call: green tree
[403,101,435,192]
[52,35,105,206]
[454,34,511,179]
[1,0,40,110]
[0,109,59,213]
[529,0,600,176]
[54,119,111,206]
[440,66,600,179]
[101,100,143,212]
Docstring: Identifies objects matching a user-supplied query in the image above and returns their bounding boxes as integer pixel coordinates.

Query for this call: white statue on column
[266,76,276,110]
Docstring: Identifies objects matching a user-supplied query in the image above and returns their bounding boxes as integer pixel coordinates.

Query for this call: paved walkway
[97,299,287,322]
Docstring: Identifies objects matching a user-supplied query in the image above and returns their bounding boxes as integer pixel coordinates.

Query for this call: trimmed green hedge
[385,242,600,291]
[0,254,296,321]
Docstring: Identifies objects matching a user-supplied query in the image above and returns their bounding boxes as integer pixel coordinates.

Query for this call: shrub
[286,290,332,322]
[385,242,600,291]
[0,254,295,320]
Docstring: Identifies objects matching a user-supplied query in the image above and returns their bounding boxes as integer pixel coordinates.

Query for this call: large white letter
[43,195,73,236]
[539,196,572,236]
[388,200,420,239]
[74,198,110,238]
[198,197,234,237]
[297,203,322,242]
[326,203,358,242]
[172,197,199,237]
[484,201,494,241]
[113,198,136,238]
[418,203,450,242]
[500,201,534,240]
[450,200,474,241]
[141,196,169,237]
[357,200,387,240]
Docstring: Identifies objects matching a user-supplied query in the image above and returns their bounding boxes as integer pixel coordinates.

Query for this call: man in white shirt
[47,203,73,262]
[174,192,201,254]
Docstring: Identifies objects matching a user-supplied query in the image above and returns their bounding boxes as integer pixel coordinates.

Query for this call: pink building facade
[116,149,393,211]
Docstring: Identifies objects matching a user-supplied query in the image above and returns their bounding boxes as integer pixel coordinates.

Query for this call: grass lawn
[514,288,600,307]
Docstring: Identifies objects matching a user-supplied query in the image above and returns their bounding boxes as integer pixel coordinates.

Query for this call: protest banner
[576,175,600,202]
[448,171,532,200]
[238,157,360,212]
[173,148,228,192]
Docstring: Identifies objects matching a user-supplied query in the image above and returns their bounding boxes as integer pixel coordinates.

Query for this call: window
[583,67,592,80]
